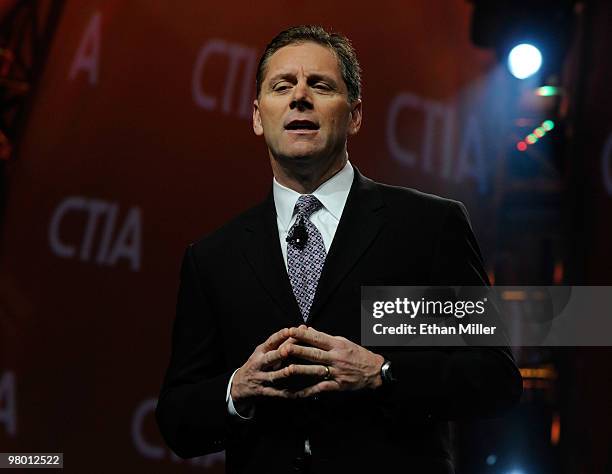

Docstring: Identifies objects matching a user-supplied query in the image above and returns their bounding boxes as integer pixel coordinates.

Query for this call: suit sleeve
[376,201,523,420]
[155,244,234,458]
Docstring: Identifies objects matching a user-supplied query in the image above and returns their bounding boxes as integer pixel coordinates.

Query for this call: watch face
[386,364,394,381]
[382,360,395,383]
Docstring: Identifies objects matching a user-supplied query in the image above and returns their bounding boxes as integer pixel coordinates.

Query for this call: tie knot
[294,194,323,219]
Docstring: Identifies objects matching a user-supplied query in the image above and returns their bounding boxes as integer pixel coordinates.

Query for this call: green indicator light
[526,134,538,144]
[536,86,560,97]
[534,128,545,138]
[543,120,555,131]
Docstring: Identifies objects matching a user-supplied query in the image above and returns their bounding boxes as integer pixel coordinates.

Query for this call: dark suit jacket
[155,167,523,474]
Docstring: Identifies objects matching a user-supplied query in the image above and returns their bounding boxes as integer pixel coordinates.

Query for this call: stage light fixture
[469,1,577,85]
[508,43,542,79]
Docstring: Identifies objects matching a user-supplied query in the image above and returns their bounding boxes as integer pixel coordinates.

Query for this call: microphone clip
[286,218,308,250]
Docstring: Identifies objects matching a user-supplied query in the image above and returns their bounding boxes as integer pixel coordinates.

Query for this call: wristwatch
[380,359,397,385]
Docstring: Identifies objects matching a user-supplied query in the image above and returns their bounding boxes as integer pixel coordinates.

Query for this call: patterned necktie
[286,195,326,321]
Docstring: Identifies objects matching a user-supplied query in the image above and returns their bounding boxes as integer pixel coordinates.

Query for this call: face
[253,42,362,165]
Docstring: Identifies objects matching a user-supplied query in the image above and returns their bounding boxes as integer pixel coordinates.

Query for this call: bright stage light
[508,43,542,79]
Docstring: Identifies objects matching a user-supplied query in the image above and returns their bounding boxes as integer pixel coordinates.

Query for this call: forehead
[264,42,342,80]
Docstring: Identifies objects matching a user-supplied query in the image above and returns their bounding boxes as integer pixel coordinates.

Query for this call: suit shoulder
[187,200,265,257]
[372,179,465,218]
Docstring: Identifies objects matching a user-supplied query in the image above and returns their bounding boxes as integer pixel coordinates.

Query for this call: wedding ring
[323,365,332,380]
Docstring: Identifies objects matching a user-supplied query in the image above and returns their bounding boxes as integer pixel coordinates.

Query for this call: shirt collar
[273,160,354,231]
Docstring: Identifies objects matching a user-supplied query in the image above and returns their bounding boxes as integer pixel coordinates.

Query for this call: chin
[277,148,321,162]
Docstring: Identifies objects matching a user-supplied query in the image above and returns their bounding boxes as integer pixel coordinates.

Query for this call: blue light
[508,43,542,79]
[486,454,497,465]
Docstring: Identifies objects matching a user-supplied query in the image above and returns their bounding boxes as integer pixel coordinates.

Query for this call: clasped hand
[231,325,384,405]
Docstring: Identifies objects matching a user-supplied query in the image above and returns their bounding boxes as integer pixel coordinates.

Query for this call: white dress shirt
[226,160,355,421]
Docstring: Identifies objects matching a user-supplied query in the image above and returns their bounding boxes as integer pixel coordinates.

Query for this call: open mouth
[284,119,320,132]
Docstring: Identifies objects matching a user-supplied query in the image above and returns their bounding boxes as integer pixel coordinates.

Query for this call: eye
[314,83,330,90]
[273,82,291,92]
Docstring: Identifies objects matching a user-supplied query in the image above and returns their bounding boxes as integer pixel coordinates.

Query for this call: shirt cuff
[226,368,255,419]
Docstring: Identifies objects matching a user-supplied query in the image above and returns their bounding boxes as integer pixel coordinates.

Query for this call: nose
[290,79,313,111]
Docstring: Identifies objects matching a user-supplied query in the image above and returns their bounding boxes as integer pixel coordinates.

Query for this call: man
[156,25,522,474]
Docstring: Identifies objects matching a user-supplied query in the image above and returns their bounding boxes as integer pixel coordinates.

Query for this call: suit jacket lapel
[307,166,385,324]
[241,191,305,327]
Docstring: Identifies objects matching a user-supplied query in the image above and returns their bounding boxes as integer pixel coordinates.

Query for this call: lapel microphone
[286,217,308,250]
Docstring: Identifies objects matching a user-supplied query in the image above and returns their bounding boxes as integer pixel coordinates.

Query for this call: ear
[348,99,362,135]
[253,99,264,136]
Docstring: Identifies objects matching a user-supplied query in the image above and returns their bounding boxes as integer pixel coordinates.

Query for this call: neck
[271,151,348,194]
